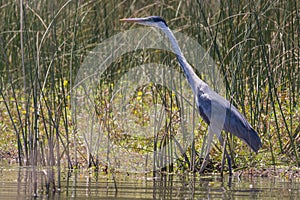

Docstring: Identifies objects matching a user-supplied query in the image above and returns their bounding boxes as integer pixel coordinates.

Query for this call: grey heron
[120,16,262,175]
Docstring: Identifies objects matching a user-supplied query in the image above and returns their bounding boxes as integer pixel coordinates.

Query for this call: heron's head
[120,16,168,29]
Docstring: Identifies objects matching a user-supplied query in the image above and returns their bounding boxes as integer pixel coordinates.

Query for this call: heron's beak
[120,18,147,23]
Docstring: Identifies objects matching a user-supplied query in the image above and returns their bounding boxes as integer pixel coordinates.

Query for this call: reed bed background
[0,0,299,194]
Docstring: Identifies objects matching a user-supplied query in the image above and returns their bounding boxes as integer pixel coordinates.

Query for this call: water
[0,166,299,199]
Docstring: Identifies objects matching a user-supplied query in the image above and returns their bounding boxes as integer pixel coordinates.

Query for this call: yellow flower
[137,91,143,100]
[63,80,68,87]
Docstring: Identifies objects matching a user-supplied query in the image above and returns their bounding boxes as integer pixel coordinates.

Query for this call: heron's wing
[223,103,262,152]
[195,87,211,125]
[198,88,262,152]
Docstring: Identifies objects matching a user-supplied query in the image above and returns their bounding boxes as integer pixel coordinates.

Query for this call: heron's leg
[218,135,232,176]
[199,126,214,173]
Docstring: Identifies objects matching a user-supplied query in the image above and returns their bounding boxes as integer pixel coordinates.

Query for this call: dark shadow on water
[0,166,299,199]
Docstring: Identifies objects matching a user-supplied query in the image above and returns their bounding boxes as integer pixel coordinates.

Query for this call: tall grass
[0,0,299,194]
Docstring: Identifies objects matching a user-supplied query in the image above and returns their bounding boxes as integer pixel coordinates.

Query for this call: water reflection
[0,166,299,199]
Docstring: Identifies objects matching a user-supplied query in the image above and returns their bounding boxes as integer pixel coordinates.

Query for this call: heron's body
[196,86,261,152]
[120,16,262,174]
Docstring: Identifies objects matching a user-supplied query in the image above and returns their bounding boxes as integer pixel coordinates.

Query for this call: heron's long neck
[162,27,203,93]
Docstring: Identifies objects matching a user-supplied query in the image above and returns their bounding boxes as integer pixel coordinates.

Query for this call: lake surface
[0,166,299,199]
